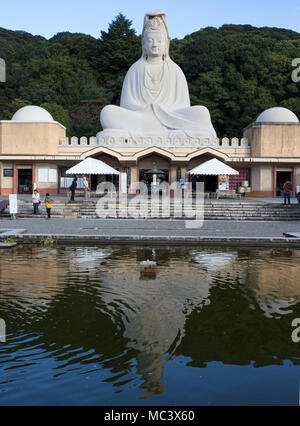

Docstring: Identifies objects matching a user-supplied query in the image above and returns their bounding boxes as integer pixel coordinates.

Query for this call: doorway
[18,169,32,194]
[276,171,292,197]
[191,175,218,193]
[91,174,119,191]
[140,169,169,194]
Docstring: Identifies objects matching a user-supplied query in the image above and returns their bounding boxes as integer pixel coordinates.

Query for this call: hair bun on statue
[144,16,164,32]
[142,11,170,40]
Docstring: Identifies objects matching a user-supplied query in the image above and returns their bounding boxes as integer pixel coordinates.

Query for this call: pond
[0,245,300,406]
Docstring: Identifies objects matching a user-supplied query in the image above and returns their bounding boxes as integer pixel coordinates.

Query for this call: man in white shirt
[32,190,41,215]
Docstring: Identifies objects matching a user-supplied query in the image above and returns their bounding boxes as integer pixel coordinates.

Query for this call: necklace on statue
[144,62,165,92]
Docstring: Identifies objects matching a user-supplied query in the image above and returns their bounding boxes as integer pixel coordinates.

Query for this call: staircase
[1,199,299,221]
[203,202,300,221]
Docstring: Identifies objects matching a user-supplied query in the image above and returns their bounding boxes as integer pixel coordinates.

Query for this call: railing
[60,136,249,148]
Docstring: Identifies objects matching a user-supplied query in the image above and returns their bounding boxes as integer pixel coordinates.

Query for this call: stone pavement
[0,218,299,245]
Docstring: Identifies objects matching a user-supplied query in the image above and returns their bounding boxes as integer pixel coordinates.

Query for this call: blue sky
[0,0,300,39]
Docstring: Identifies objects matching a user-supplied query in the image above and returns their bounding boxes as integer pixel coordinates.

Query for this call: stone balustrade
[60,135,249,148]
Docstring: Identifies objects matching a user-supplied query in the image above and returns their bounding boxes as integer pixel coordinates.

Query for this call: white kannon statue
[100,10,217,140]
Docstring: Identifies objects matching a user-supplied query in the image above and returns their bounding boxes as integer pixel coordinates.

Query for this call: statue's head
[142,11,170,60]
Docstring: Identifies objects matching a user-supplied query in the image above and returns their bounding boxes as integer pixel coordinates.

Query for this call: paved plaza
[0,217,299,243]
[1,195,300,244]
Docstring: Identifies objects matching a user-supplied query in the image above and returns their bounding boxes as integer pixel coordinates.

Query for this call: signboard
[180,178,187,189]
[3,169,13,177]
[219,175,229,191]
[9,194,18,215]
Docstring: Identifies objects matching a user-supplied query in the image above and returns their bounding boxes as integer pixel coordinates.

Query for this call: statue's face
[143,31,167,58]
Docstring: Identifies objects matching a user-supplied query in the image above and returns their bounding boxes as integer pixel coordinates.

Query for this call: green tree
[1,21,300,137]
[96,13,141,104]
[41,102,71,133]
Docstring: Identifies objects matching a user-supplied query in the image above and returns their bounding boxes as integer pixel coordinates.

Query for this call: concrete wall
[244,124,262,157]
[0,122,66,155]
[188,155,212,170]
[0,162,13,192]
[245,123,300,157]
[138,155,170,170]
[251,165,273,194]
[94,154,120,169]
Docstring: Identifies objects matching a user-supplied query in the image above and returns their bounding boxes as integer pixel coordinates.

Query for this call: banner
[9,194,18,214]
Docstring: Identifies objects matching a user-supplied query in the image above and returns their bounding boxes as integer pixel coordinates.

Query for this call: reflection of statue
[99,252,211,400]
[100,11,217,140]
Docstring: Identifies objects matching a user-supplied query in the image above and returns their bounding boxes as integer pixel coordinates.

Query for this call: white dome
[11,106,54,122]
[256,107,299,123]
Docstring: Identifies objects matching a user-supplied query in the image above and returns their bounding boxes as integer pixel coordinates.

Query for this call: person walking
[69,177,78,202]
[32,189,41,215]
[283,180,292,207]
[296,191,300,204]
[45,193,53,220]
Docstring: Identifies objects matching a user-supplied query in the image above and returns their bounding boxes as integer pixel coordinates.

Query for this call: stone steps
[1,200,299,221]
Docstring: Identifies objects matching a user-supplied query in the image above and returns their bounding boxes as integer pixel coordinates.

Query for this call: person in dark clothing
[70,177,78,202]
[296,192,300,204]
[283,180,292,207]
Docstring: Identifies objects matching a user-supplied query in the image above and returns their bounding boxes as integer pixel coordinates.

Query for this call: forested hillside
[1,14,300,137]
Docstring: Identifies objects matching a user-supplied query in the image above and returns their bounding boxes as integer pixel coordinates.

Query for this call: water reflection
[0,245,300,405]
[99,251,211,398]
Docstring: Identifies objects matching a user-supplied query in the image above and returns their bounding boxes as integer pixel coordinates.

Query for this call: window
[59,167,84,189]
[38,169,48,183]
[49,169,57,183]
[38,168,57,183]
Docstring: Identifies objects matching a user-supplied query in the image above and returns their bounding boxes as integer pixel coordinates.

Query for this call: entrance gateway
[276,169,293,197]
[82,152,247,195]
[18,169,32,194]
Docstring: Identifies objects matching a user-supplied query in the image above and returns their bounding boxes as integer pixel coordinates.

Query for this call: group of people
[69,176,90,202]
[31,176,90,219]
[32,190,53,219]
[31,178,299,216]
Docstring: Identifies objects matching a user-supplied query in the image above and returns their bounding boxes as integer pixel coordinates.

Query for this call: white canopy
[187,158,239,176]
[66,157,120,175]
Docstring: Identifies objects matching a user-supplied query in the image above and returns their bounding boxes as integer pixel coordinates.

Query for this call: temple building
[0,105,299,197]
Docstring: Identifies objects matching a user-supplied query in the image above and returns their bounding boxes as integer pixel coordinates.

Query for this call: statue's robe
[100,57,217,139]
